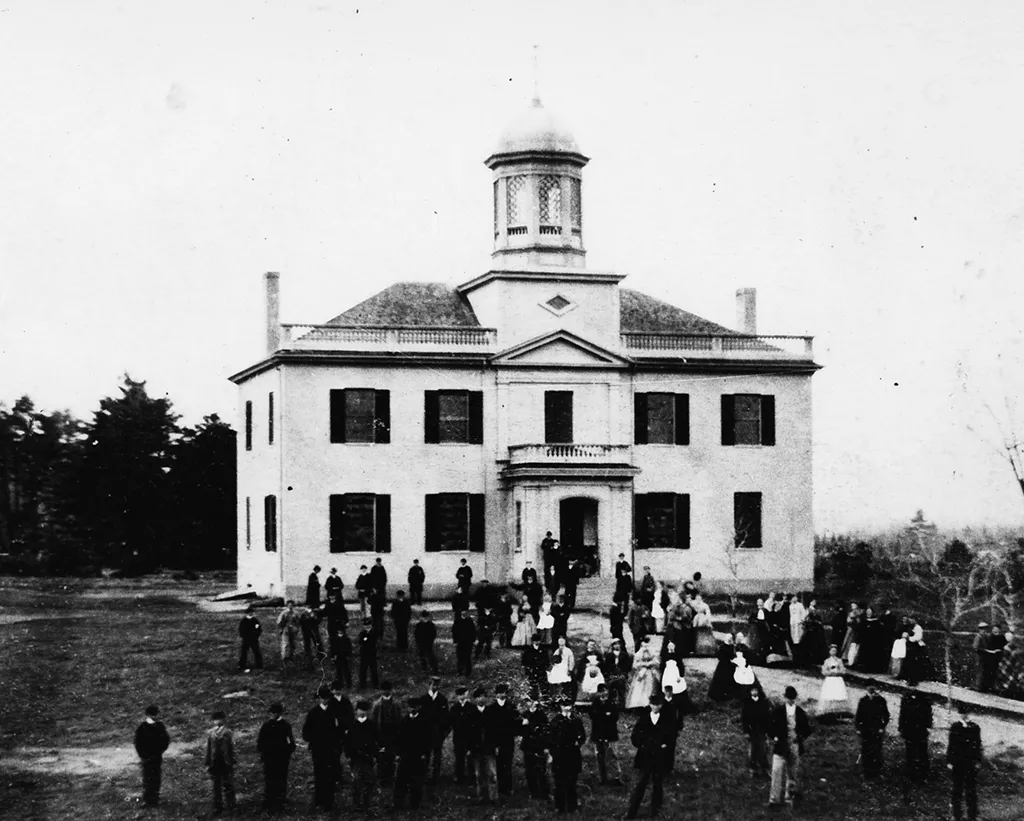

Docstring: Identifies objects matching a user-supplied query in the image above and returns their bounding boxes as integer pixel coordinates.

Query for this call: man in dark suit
[741,686,772,775]
[660,684,683,775]
[134,704,171,807]
[768,686,812,809]
[369,557,388,598]
[257,702,295,810]
[422,676,450,785]
[302,686,341,812]
[407,559,425,605]
[897,690,932,782]
[519,696,550,799]
[947,704,983,821]
[521,560,538,586]
[562,558,582,613]
[549,698,587,813]
[456,558,474,594]
[464,688,497,804]
[390,589,412,651]
[358,618,380,689]
[324,567,343,600]
[371,682,404,785]
[238,607,263,672]
[392,697,430,810]
[615,553,632,580]
[854,682,890,778]
[448,687,473,784]
[414,610,440,674]
[487,683,520,795]
[453,609,477,677]
[306,565,322,608]
[626,693,675,818]
[602,638,633,707]
[590,684,622,784]
[521,636,548,700]
[344,700,382,810]
[328,681,355,780]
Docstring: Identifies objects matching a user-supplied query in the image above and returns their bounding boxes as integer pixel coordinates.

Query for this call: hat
[317,685,332,699]
[430,675,442,684]
[407,696,423,709]
[356,700,371,711]
[978,622,989,629]
[269,702,283,714]
[212,710,226,720]
[495,683,508,695]
[455,686,468,696]
[381,681,393,692]
[145,705,160,717]
[331,567,337,573]
[473,687,487,698]
[648,694,664,705]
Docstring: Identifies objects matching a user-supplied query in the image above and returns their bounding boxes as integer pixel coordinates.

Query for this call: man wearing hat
[549,697,587,813]
[465,688,498,804]
[947,702,983,821]
[897,689,932,783]
[488,683,520,795]
[358,617,380,689]
[448,686,474,785]
[626,693,674,818]
[590,683,623,785]
[345,700,382,810]
[303,685,341,812]
[371,682,404,785]
[134,704,170,807]
[407,558,426,605]
[325,567,344,600]
[257,702,296,810]
[306,564,322,608]
[414,610,440,675]
[768,685,812,809]
[854,682,890,779]
[422,676,450,785]
[519,695,550,799]
[205,710,236,816]
[521,635,549,700]
[393,697,431,810]
[238,605,263,673]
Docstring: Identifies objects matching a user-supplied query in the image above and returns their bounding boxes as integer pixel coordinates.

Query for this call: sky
[1,0,1023,533]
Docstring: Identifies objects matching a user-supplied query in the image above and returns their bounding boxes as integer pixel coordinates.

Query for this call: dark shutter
[330,389,346,443]
[264,495,276,552]
[469,494,485,553]
[721,395,735,446]
[760,395,775,446]
[468,391,483,444]
[425,494,440,552]
[545,391,573,443]
[329,494,345,553]
[374,390,390,443]
[634,393,648,444]
[424,391,440,443]
[674,394,690,445]
[245,401,253,451]
[375,495,391,553]
[674,493,690,549]
[634,494,648,549]
[268,392,274,445]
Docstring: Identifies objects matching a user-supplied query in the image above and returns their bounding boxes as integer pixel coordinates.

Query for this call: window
[424,391,483,444]
[570,177,582,234]
[329,494,391,553]
[264,495,277,552]
[330,389,390,443]
[268,392,274,445]
[635,393,689,445]
[245,497,251,550]
[425,493,485,552]
[544,391,573,444]
[721,394,775,446]
[734,492,763,548]
[515,501,523,551]
[506,175,528,228]
[245,401,253,451]
[493,180,499,236]
[634,493,690,549]
[539,175,562,232]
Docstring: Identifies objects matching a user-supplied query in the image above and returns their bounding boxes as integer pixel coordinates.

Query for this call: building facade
[230,97,820,601]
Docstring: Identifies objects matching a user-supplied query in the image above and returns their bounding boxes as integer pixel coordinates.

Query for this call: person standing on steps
[408,559,426,605]
[306,565,322,608]
[134,704,170,808]
[947,703,983,821]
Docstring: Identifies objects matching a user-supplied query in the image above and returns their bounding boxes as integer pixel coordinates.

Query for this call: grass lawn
[2,577,1023,820]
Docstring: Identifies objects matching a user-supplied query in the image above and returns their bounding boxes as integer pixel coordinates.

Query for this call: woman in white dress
[625,636,659,709]
[817,644,853,721]
[692,594,718,656]
[511,601,537,647]
[579,653,606,700]
[547,636,575,699]
[536,595,555,647]
[651,582,666,634]
[661,658,682,693]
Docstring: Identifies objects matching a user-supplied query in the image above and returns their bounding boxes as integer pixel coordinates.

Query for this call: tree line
[0,375,236,574]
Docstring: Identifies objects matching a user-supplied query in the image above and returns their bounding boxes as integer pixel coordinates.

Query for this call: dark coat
[322,599,349,633]
[660,697,683,736]
[344,718,382,764]
[768,704,812,757]
[462,706,491,754]
[519,708,549,753]
[422,690,451,738]
[486,700,521,747]
[630,711,675,771]
[740,695,772,737]
[328,696,355,734]
[408,564,425,588]
[239,614,262,640]
[456,565,473,590]
[946,720,982,766]
[371,697,405,744]
[855,694,890,735]
[391,599,412,627]
[325,573,343,598]
[358,627,379,658]
[589,699,620,742]
[369,563,387,594]
[548,713,586,773]
[449,700,475,741]
[602,648,633,678]
[355,572,372,597]
[257,717,296,762]
[306,572,321,607]
[395,713,431,759]
[134,720,170,761]
[302,705,340,756]
[897,693,932,741]
[452,616,477,647]
[414,619,437,647]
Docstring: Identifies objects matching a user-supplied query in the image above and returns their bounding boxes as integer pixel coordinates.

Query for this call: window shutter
[245,401,253,451]
[721,395,735,446]
[329,494,345,553]
[374,390,391,443]
[375,495,391,553]
[634,393,648,444]
[674,493,690,549]
[674,394,690,445]
[424,391,440,443]
[761,395,776,446]
[330,390,346,443]
[468,391,484,444]
[268,392,274,445]
[634,494,648,549]
[425,494,440,552]
[264,495,276,552]
[469,494,485,553]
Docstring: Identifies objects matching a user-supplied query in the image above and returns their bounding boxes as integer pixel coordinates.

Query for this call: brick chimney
[736,287,757,335]
[264,271,281,354]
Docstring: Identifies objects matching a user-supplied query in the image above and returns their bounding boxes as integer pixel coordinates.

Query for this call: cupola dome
[493,97,582,157]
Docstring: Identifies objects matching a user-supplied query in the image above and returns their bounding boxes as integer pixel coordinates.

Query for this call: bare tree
[717,523,759,636]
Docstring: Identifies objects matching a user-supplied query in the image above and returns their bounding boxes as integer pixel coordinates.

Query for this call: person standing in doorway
[134,704,170,808]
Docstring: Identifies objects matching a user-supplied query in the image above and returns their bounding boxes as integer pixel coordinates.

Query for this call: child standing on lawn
[205,710,236,816]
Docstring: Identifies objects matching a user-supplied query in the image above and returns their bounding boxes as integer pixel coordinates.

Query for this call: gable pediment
[492,330,631,368]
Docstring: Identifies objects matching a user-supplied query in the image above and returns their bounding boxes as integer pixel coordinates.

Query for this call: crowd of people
[132,554,1002,821]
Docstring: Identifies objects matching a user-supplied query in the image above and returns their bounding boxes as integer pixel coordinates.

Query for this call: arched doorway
[559,497,599,578]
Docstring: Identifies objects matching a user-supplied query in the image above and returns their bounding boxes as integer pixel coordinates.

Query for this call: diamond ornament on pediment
[540,293,576,316]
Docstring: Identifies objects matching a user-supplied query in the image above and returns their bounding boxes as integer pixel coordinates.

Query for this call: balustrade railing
[508,444,632,463]
[621,333,813,359]
[280,325,497,350]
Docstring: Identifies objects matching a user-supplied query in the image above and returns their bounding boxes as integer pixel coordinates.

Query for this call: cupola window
[539,175,562,234]
[506,175,528,235]
[493,180,499,237]
[570,178,582,235]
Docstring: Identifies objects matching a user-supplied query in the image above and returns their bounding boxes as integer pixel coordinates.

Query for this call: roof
[325,282,481,327]
[619,289,739,335]
[325,281,735,335]
[492,97,581,157]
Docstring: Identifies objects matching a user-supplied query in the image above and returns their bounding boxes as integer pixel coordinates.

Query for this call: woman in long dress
[708,636,738,701]
[547,636,575,700]
[692,594,718,656]
[511,601,536,647]
[625,637,659,709]
[841,603,863,667]
[900,624,934,685]
[817,645,853,721]
[732,650,765,699]
[748,599,771,664]
[536,596,555,647]
[801,600,828,667]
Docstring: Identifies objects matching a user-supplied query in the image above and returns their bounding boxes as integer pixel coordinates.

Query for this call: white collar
[650,712,660,723]
[786,703,797,714]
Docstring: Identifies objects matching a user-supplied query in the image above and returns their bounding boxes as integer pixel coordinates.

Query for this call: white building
[230,96,820,601]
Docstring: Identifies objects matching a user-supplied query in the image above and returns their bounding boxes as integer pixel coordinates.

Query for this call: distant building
[230,96,821,600]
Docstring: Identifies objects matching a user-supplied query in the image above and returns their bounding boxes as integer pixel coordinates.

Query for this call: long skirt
[694,625,718,657]
[816,675,852,718]
[511,617,536,647]
[625,668,657,709]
